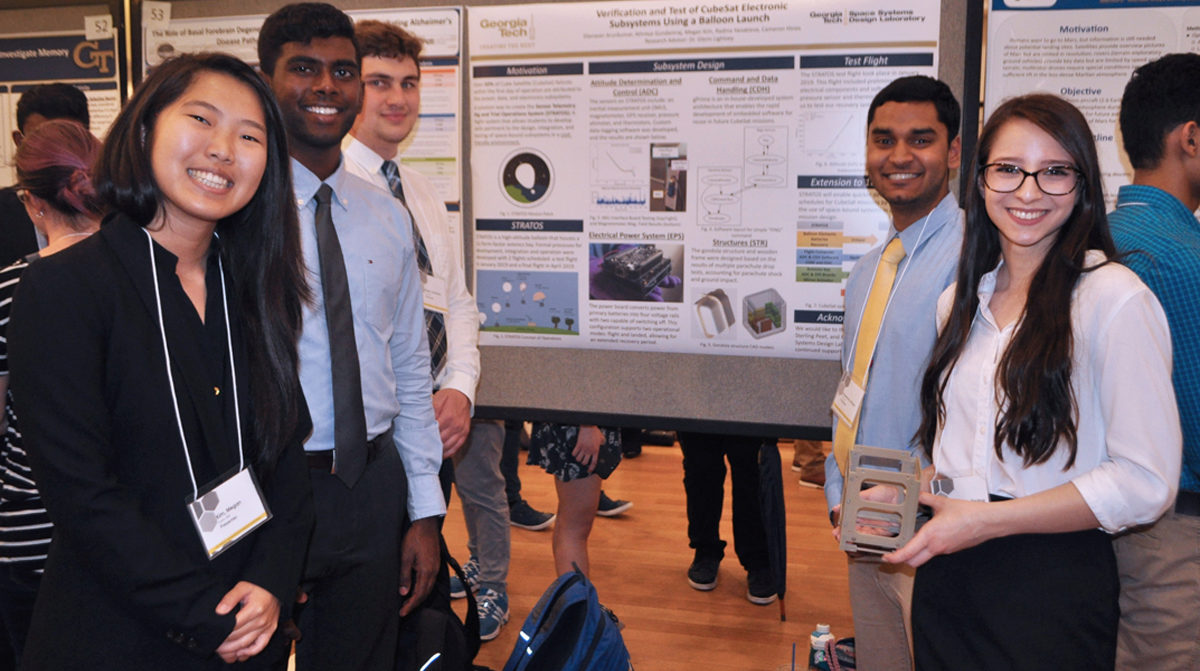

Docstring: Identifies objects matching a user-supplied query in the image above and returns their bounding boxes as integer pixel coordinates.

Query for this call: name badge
[187,468,271,559]
[831,371,865,425]
[422,274,449,316]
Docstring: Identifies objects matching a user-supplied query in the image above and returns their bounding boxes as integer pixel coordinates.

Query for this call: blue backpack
[502,568,632,671]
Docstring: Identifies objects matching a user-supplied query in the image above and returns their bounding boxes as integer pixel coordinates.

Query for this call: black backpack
[396,538,489,671]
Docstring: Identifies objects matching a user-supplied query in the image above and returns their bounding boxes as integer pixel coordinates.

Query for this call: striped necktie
[381,159,447,380]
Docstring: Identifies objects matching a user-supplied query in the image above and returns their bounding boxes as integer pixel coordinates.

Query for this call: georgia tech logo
[478,17,531,38]
[73,40,114,74]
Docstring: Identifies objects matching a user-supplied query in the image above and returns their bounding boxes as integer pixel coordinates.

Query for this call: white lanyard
[842,208,935,370]
[143,230,245,500]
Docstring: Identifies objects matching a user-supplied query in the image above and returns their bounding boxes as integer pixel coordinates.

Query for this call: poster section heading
[0,31,122,187]
[469,0,940,361]
[985,0,1200,207]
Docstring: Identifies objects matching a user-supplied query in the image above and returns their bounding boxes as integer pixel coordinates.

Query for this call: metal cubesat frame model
[838,445,922,555]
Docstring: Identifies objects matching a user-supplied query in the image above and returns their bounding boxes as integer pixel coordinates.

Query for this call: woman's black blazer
[8,214,314,670]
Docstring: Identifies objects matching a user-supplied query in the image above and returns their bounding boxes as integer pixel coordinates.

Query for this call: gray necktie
[314,184,367,486]
[381,160,447,381]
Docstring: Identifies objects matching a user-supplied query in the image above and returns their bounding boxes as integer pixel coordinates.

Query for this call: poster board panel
[471,0,975,436]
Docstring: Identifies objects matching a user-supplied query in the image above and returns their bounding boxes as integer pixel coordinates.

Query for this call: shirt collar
[344,135,390,178]
[1116,184,1199,224]
[290,156,352,212]
[976,248,1108,306]
[889,192,959,252]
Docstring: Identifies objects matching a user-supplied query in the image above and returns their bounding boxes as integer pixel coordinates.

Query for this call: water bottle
[808,623,835,671]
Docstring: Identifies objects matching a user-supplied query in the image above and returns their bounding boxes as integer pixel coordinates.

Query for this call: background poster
[468,0,941,361]
[141,6,464,235]
[0,28,121,186]
[986,0,1200,205]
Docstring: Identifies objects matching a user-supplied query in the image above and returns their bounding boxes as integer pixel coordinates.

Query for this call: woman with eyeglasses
[0,118,103,666]
[880,94,1181,669]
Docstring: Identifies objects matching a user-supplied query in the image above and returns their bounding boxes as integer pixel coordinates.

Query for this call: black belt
[1176,489,1200,517]
[306,432,390,472]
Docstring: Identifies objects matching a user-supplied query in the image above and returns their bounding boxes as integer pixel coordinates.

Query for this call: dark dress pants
[293,446,408,671]
[678,431,770,571]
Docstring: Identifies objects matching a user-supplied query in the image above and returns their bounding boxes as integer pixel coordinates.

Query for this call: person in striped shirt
[0,118,103,665]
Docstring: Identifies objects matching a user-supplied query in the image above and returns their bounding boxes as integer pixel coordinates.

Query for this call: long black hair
[917,94,1114,468]
[93,52,310,469]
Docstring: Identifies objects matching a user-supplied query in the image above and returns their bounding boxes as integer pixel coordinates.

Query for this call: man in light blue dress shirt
[825,76,963,671]
[259,5,443,670]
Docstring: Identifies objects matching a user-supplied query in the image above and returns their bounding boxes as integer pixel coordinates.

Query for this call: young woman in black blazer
[8,53,313,670]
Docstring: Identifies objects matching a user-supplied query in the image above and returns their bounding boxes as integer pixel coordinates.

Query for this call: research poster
[986,0,1200,205]
[0,27,121,186]
[142,6,464,235]
[469,0,941,360]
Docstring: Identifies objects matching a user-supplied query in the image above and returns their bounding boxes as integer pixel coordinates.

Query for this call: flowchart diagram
[699,126,788,227]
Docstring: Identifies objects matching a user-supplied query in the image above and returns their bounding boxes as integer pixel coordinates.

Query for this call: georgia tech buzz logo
[73,40,114,74]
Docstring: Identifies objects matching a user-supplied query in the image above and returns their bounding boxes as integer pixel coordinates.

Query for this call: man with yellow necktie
[823,76,963,671]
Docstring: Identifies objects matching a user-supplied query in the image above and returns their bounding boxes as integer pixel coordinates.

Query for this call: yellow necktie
[833,237,906,474]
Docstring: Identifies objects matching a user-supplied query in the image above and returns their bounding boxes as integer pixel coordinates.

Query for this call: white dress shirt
[292,157,446,521]
[933,250,1181,533]
[343,137,481,406]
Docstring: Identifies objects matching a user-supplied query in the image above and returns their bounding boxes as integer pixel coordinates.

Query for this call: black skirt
[912,529,1117,671]
[527,424,622,482]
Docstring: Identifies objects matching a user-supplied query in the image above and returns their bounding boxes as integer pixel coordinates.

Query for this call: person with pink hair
[0,118,103,666]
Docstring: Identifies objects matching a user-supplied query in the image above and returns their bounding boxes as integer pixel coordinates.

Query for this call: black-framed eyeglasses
[979,162,1081,196]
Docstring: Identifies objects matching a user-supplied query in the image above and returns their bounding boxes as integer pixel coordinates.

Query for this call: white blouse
[933,250,1181,533]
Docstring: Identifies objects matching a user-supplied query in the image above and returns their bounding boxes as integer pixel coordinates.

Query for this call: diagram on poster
[745,126,788,188]
[699,167,742,227]
[590,143,649,209]
[477,270,579,334]
[799,111,866,159]
[500,148,554,206]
